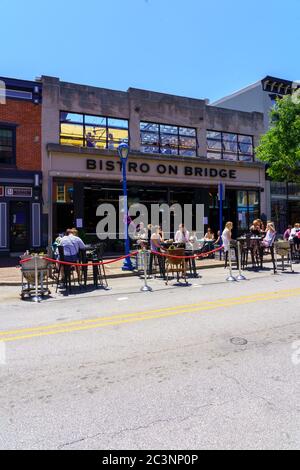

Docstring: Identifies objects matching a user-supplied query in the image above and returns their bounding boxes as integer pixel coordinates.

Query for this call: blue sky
[1,0,299,101]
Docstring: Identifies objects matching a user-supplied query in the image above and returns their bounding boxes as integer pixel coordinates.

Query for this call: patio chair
[56,246,76,293]
[165,248,188,285]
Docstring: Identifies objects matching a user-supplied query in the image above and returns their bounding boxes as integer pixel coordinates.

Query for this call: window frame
[59,111,129,149]
[0,123,17,167]
[207,130,254,162]
[140,121,198,157]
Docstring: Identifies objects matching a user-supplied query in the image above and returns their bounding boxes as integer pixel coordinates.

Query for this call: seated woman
[149,226,165,277]
[262,222,276,248]
[204,228,215,241]
[250,219,263,236]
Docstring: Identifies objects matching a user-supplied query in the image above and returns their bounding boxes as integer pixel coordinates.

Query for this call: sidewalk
[0,256,225,287]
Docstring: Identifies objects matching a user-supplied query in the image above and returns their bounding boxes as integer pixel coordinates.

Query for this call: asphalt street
[0,265,300,450]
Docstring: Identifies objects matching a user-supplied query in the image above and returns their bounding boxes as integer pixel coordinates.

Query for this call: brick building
[0,77,43,255]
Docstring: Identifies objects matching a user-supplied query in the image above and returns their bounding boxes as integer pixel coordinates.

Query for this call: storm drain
[230,337,248,346]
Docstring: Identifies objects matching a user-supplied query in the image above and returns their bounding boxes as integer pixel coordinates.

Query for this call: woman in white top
[289,223,300,250]
[262,222,276,248]
[222,222,233,253]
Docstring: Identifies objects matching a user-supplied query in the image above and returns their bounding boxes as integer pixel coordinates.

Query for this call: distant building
[213,76,300,232]
[0,77,43,256]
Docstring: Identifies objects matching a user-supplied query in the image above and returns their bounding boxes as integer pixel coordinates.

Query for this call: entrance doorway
[10,201,30,252]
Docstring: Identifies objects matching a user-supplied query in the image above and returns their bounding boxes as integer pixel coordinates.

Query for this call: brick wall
[0,99,41,171]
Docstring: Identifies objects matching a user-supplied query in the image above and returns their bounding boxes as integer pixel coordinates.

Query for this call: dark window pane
[141,131,159,145]
[179,136,197,156]
[60,112,83,124]
[179,127,196,137]
[108,118,128,129]
[85,115,106,126]
[179,148,197,157]
[223,152,238,161]
[61,122,84,147]
[161,133,178,154]
[239,142,253,154]
[140,122,159,132]
[207,131,221,140]
[0,128,14,164]
[160,124,178,135]
[85,124,106,148]
[108,128,129,149]
[141,130,159,153]
[207,151,222,160]
[223,133,237,142]
[223,140,238,152]
[239,154,253,162]
[141,144,159,154]
[207,139,222,150]
[238,135,252,144]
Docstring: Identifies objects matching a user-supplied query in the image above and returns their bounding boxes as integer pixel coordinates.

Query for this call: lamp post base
[122,258,134,271]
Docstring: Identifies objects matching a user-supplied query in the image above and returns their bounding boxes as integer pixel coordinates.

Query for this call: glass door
[10,201,30,252]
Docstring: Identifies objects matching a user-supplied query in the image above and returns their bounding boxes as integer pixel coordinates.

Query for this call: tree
[256,94,300,183]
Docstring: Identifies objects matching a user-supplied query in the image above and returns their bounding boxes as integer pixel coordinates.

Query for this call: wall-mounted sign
[86,159,237,180]
[5,187,32,198]
[0,187,3,197]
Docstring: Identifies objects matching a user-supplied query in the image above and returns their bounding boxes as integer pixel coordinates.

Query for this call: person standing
[222,222,234,269]
[222,222,233,253]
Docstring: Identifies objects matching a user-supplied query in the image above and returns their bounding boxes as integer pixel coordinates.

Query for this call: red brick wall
[0,99,41,171]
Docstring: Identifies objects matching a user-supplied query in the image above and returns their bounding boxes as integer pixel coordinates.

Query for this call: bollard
[236,241,247,281]
[33,254,41,303]
[226,246,237,282]
[289,246,294,273]
[141,250,153,292]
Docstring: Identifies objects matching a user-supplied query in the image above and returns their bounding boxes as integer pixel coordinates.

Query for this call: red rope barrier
[19,252,139,268]
[150,246,223,260]
[18,246,223,268]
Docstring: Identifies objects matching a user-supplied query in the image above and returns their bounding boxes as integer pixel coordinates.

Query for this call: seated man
[60,229,86,262]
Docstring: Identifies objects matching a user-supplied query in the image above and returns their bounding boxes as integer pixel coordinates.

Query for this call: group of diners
[133,223,222,279]
[283,223,300,251]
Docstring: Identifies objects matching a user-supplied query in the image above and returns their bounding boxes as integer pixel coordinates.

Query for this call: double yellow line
[1,287,300,343]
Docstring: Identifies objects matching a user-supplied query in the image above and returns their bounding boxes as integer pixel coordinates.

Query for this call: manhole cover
[230,337,248,346]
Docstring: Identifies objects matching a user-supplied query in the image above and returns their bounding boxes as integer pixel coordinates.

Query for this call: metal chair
[55,246,75,293]
[93,244,108,289]
[165,248,188,285]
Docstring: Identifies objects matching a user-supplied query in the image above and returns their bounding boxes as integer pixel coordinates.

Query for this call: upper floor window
[207,131,254,162]
[0,126,15,165]
[140,122,197,157]
[60,112,129,150]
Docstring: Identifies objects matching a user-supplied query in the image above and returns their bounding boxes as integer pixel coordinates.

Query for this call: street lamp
[118,142,133,271]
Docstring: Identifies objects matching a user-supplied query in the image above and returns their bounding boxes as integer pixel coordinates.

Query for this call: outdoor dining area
[18,219,300,301]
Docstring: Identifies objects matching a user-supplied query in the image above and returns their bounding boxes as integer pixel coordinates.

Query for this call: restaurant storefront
[48,148,266,251]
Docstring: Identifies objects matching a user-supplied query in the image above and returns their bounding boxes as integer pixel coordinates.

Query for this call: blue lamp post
[118,142,133,271]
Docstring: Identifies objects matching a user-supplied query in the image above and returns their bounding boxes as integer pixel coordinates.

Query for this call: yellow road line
[1,287,299,338]
[0,287,299,343]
